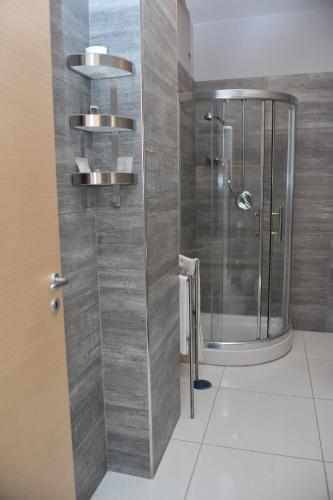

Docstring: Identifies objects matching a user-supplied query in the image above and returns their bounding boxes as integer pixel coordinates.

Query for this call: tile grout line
[183,368,224,499]
[204,365,227,443]
[303,331,311,361]
[217,385,314,399]
[303,330,333,361]
[314,396,333,402]
[304,333,330,500]
[201,441,326,464]
[218,366,225,386]
[307,357,333,361]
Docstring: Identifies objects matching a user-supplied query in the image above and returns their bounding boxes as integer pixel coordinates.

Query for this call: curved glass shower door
[268,101,295,338]
[210,99,268,343]
[179,90,296,354]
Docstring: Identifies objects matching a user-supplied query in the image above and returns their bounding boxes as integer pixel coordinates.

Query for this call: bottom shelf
[72,171,134,186]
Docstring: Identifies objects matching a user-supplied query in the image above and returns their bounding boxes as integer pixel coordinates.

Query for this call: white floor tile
[91,440,200,500]
[187,445,328,500]
[172,382,217,443]
[309,359,333,399]
[204,388,322,459]
[316,399,333,462]
[180,363,224,387]
[222,356,312,397]
[325,462,333,500]
[305,332,333,360]
[288,331,306,358]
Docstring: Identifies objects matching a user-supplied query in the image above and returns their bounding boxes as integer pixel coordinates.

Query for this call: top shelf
[68,53,134,80]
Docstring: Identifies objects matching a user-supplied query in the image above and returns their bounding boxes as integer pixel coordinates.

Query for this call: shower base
[201,313,292,366]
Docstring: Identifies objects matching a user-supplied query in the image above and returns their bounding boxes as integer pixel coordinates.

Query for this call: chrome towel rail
[186,258,212,419]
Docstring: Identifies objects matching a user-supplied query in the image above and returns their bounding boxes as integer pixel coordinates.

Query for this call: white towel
[179,254,196,276]
[197,270,204,363]
[179,275,190,355]
[179,255,204,362]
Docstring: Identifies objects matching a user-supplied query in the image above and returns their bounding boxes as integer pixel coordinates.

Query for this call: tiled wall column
[52,0,180,489]
[89,0,150,478]
[89,0,180,479]
[141,0,180,473]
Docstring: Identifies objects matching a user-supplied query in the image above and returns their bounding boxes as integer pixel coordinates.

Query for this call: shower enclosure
[179,89,296,365]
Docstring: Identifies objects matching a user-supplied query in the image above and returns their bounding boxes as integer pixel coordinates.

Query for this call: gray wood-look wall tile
[89,0,152,479]
[69,355,105,452]
[142,0,180,475]
[179,63,196,255]
[74,416,107,500]
[64,289,101,385]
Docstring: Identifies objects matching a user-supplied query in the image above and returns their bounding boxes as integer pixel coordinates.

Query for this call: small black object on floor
[194,379,212,390]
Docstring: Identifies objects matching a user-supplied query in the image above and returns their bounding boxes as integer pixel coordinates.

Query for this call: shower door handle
[223,125,234,191]
[254,210,261,238]
[272,206,283,242]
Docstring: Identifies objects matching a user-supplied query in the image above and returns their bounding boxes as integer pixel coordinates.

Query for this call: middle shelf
[70,114,135,133]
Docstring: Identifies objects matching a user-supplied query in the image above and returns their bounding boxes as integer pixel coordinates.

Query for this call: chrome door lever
[50,272,69,290]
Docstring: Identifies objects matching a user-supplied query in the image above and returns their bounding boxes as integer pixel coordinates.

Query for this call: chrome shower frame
[179,88,297,365]
[179,88,297,106]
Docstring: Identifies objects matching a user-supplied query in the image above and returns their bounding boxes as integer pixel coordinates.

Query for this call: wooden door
[0,1,76,499]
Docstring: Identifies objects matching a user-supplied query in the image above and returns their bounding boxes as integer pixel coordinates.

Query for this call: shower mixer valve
[236,190,253,210]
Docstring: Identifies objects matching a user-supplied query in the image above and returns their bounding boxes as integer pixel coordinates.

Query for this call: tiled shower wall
[192,72,333,332]
[51,0,179,498]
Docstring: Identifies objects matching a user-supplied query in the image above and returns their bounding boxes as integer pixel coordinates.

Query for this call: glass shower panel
[259,101,273,338]
[268,102,293,337]
[193,101,215,343]
[210,101,225,343]
[211,100,264,342]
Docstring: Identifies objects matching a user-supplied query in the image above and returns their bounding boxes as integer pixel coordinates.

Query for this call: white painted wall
[177,0,193,76]
[187,0,333,24]
[193,8,333,81]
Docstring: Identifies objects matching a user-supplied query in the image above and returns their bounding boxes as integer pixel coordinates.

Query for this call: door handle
[254,209,261,238]
[50,272,69,290]
[272,206,283,242]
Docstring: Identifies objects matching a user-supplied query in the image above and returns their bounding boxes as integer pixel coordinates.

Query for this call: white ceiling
[186,0,333,24]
